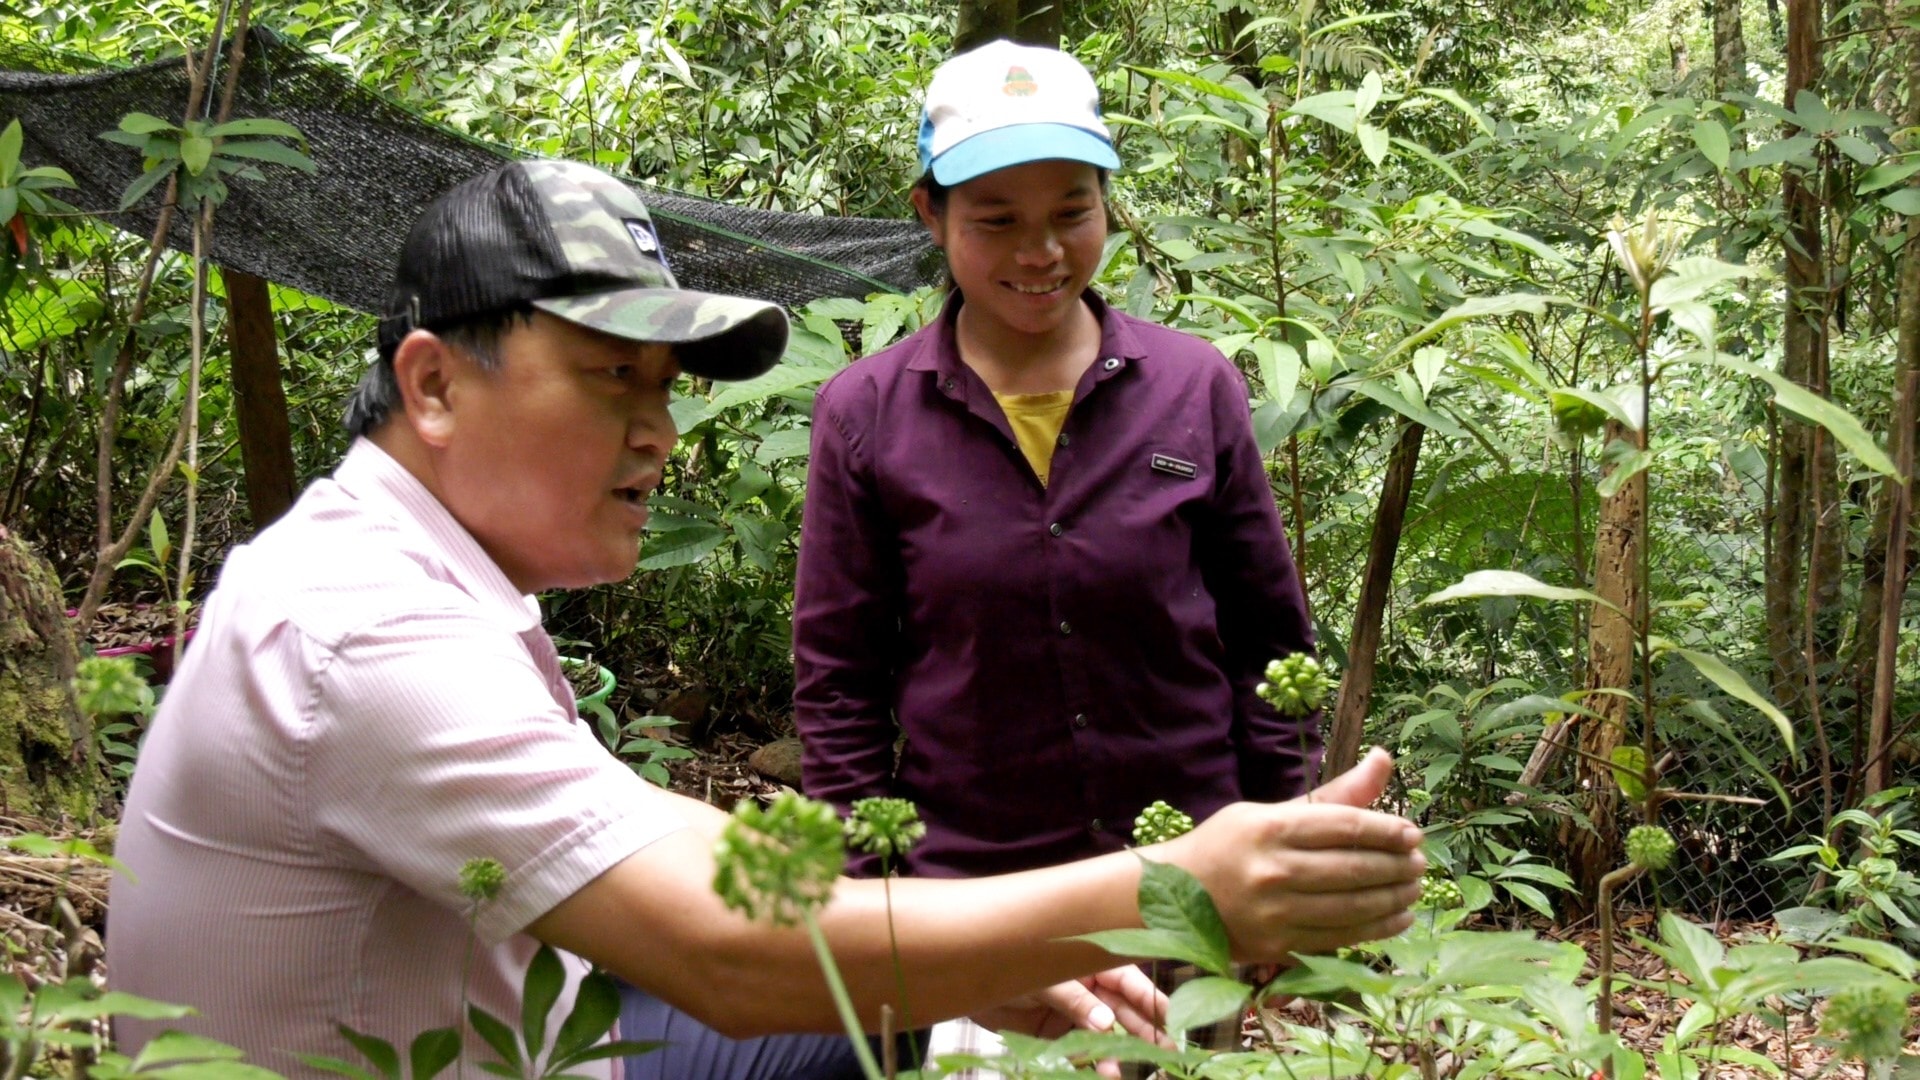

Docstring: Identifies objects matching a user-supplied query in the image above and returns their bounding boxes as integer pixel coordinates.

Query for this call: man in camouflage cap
[107,160,1427,1080]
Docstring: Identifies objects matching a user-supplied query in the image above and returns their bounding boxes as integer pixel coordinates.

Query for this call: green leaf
[1254,338,1300,405]
[1164,976,1250,1035]
[1660,645,1793,754]
[60,990,194,1021]
[682,365,828,428]
[1071,928,1227,973]
[549,971,622,1066]
[1712,356,1900,478]
[408,1028,461,1080]
[1652,913,1727,990]
[731,513,788,573]
[1857,158,1920,193]
[1125,64,1264,109]
[336,1025,401,1080]
[1692,119,1730,169]
[119,162,176,211]
[1880,188,1920,215]
[205,117,304,139]
[1421,570,1619,614]
[1414,87,1493,135]
[1349,380,1464,439]
[1611,746,1650,800]
[1738,134,1818,171]
[0,118,20,177]
[0,187,18,227]
[214,140,317,173]
[1650,257,1755,308]
[118,111,177,135]
[549,1040,666,1069]
[1384,293,1553,361]
[1356,121,1389,166]
[126,1031,246,1071]
[298,1056,381,1080]
[1822,935,1919,979]
[467,1006,523,1073]
[1136,859,1233,976]
[1595,447,1652,499]
[754,427,812,465]
[1354,70,1384,119]
[180,135,213,176]
[522,944,565,1059]
[1552,386,1640,433]
[637,523,727,570]
[1288,90,1357,132]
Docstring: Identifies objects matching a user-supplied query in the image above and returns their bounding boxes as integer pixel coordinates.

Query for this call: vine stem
[1595,860,1645,1056]
[803,913,884,1080]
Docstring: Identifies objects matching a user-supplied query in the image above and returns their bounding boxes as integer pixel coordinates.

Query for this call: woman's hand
[971,964,1172,1077]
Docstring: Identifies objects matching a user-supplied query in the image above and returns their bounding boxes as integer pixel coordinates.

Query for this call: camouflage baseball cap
[379,160,787,381]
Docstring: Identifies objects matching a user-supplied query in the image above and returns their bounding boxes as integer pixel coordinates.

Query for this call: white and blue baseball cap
[917,40,1120,186]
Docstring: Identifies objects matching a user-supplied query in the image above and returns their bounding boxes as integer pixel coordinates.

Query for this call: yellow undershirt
[992,389,1075,487]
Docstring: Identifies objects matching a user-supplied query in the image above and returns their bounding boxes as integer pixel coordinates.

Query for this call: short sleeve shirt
[108,439,685,1077]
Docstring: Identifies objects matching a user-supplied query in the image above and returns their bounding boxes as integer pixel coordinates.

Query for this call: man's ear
[909,186,944,244]
[389,329,460,447]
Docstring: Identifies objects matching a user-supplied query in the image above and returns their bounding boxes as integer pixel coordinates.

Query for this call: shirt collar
[332,438,543,633]
[904,290,1150,382]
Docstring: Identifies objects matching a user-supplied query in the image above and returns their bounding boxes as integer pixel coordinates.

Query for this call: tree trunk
[1567,419,1645,904]
[1326,421,1424,777]
[1713,0,1751,100]
[0,526,99,821]
[1767,0,1828,714]
[223,267,298,532]
[1862,20,1920,799]
[954,0,1065,52]
[1669,5,1692,85]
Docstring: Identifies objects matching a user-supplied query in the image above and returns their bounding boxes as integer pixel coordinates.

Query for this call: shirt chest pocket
[1121,441,1212,528]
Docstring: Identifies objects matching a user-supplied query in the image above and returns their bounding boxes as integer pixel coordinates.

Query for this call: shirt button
[1059,620,1072,636]
[1102,357,1121,371]
[1072,713,1088,729]
[942,377,956,392]
[1057,432,1071,448]
[1089,818,1104,833]
[1049,522,1064,537]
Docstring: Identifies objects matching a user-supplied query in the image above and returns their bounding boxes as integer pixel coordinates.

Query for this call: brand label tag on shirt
[1150,453,1198,479]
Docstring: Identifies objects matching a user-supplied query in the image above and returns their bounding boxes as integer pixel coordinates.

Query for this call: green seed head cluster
[1132,800,1195,846]
[712,791,847,927]
[72,655,154,719]
[1256,655,1333,718]
[845,796,926,860]
[1416,876,1464,909]
[1625,825,1677,872]
[458,857,506,904]
[1820,985,1908,1063]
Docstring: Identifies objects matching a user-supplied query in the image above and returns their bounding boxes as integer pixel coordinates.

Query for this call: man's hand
[1154,747,1425,964]
[970,965,1170,1079]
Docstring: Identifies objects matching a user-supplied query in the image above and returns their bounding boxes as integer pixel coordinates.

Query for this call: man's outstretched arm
[530,748,1424,1039]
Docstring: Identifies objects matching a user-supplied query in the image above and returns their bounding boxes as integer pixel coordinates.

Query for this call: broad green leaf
[215,140,317,173]
[53,990,192,1021]
[550,971,622,1065]
[1164,976,1250,1035]
[1611,746,1650,800]
[205,117,303,139]
[1412,347,1446,398]
[682,365,828,428]
[1692,119,1730,169]
[118,111,177,134]
[1649,257,1755,308]
[139,1062,286,1080]
[1673,998,1719,1046]
[1822,935,1919,979]
[1288,90,1357,132]
[180,135,213,175]
[1737,134,1818,171]
[1881,188,1920,215]
[467,1006,523,1073]
[1349,381,1465,439]
[1455,218,1568,266]
[299,1055,380,1080]
[130,1032,244,1070]
[1421,570,1619,614]
[732,514,788,572]
[1857,158,1920,193]
[753,427,812,465]
[1125,64,1264,109]
[1665,300,1717,347]
[1354,70,1384,119]
[1356,121,1389,166]
[0,118,20,176]
[1253,338,1300,406]
[119,162,176,211]
[1713,356,1899,478]
[1653,913,1726,991]
[408,1028,461,1080]
[1432,931,1565,984]
[1135,859,1233,976]
[1678,700,1792,809]
[1415,87,1494,135]
[1551,386,1640,433]
[1072,927,1230,972]
[149,511,171,563]
[336,1026,400,1080]
[638,523,726,570]
[1385,293,1553,361]
[0,188,16,226]
[1595,447,1652,499]
[1661,645,1793,754]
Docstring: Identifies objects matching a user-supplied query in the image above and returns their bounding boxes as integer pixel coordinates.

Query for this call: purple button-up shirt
[793,293,1319,878]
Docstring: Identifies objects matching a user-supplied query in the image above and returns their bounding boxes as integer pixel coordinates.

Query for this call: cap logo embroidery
[623,218,661,257]
[1150,453,1197,479]
[1002,66,1038,96]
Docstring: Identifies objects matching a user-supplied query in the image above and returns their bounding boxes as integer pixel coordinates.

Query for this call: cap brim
[534,289,789,382]
[929,123,1119,186]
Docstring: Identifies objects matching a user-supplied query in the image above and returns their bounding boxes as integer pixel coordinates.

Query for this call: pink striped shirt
[110,439,683,1077]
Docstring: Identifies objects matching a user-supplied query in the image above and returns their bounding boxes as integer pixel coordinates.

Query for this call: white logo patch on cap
[624,218,661,257]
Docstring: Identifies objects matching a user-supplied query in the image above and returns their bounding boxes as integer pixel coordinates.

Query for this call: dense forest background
[1,0,1917,936]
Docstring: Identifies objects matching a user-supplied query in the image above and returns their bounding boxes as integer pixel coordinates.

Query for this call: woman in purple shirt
[794,40,1321,882]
